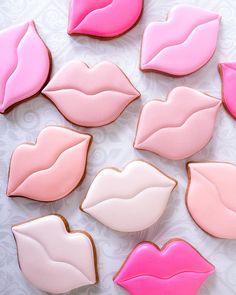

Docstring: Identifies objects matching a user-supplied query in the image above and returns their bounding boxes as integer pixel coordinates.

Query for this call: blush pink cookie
[68,0,143,37]
[114,240,214,295]
[134,87,221,160]
[12,215,98,293]
[42,61,140,127]
[219,61,236,119]
[141,5,221,76]
[7,126,91,202]
[186,162,236,239]
[81,160,177,232]
[0,21,50,113]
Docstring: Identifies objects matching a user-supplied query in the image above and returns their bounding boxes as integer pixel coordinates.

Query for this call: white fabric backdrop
[0,0,236,294]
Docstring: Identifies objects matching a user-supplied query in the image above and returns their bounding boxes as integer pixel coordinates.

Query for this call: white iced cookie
[81,160,177,232]
[12,215,97,294]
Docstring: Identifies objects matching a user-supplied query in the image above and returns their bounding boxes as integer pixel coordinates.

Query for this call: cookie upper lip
[42,61,140,97]
[114,240,214,284]
[81,160,176,210]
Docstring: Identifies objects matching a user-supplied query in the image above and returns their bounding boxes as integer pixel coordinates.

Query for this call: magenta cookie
[68,0,143,37]
[12,215,98,293]
[0,21,50,113]
[7,126,91,202]
[134,87,221,160]
[42,61,140,127]
[141,5,221,76]
[186,162,236,239]
[219,61,236,119]
[114,240,214,295]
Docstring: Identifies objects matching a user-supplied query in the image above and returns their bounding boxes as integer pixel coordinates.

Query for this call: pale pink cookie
[114,240,214,295]
[7,126,91,202]
[68,0,143,37]
[141,5,221,76]
[42,61,140,127]
[134,87,221,160]
[12,215,97,293]
[81,160,177,232]
[0,21,50,113]
[186,162,236,239]
[219,61,236,119]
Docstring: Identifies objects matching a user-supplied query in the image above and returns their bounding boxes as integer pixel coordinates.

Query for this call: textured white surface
[0,0,236,294]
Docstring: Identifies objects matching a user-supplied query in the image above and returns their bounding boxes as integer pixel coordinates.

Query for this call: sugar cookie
[12,215,97,293]
[7,126,91,201]
[81,160,176,232]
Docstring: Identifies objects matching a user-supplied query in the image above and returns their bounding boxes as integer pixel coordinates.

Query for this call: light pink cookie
[141,5,221,76]
[134,87,221,160]
[114,240,214,295]
[7,126,91,202]
[219,61,236,119]
[81,160,177,232]
[68,0,143,37]
[0,21,50,113]
[186,162,236,239]
[12,215,98,293]
[42,61,140,127]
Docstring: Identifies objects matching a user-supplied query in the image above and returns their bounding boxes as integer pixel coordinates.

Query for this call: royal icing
[12,215,97,293]
[0,21,50,113]
[141,5,221,76]
[7,126,91,202]
[186,162,236,239]
[219,61,236,119]
[81,160,176,232]
[114,240,214,295]
[134,87,221,160]
[68,0,143,37]
[42,61,140,127]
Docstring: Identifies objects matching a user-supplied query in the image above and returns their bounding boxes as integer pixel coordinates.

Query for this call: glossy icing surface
[219,62,236,119]
[141,5,221,76]
[134,87,221,160]
[68,0,143,37]
[7,126,91,201]
[42,61,140,127]
[0,21,50,113]
[81,160,176,232]
[12,215,97,293]
[186,162,236,239]
[114,240,214,295]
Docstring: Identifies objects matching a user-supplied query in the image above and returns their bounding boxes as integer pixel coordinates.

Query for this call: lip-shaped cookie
[42,61,140,127]
[186,162,236,239]
[67,0,143,37]
[0,21,50,113]
[12,215,97,293]
[219,61,236,119]
[81,160,177,232]
[141,5,221,76]
[114,240,214,295]
[7,126,91,202]
[134,87,221,160]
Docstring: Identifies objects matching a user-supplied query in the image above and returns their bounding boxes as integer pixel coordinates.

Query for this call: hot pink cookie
[219,61,236,119]
[42,61,140,127]
[0,21,50,113]
[134,87,221,160]
[114,240,214,295]
[7,126,91,202]
[12,215,98,293]
[141,5,221,76]
[186,162,236,239]
[68,0,143,37]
